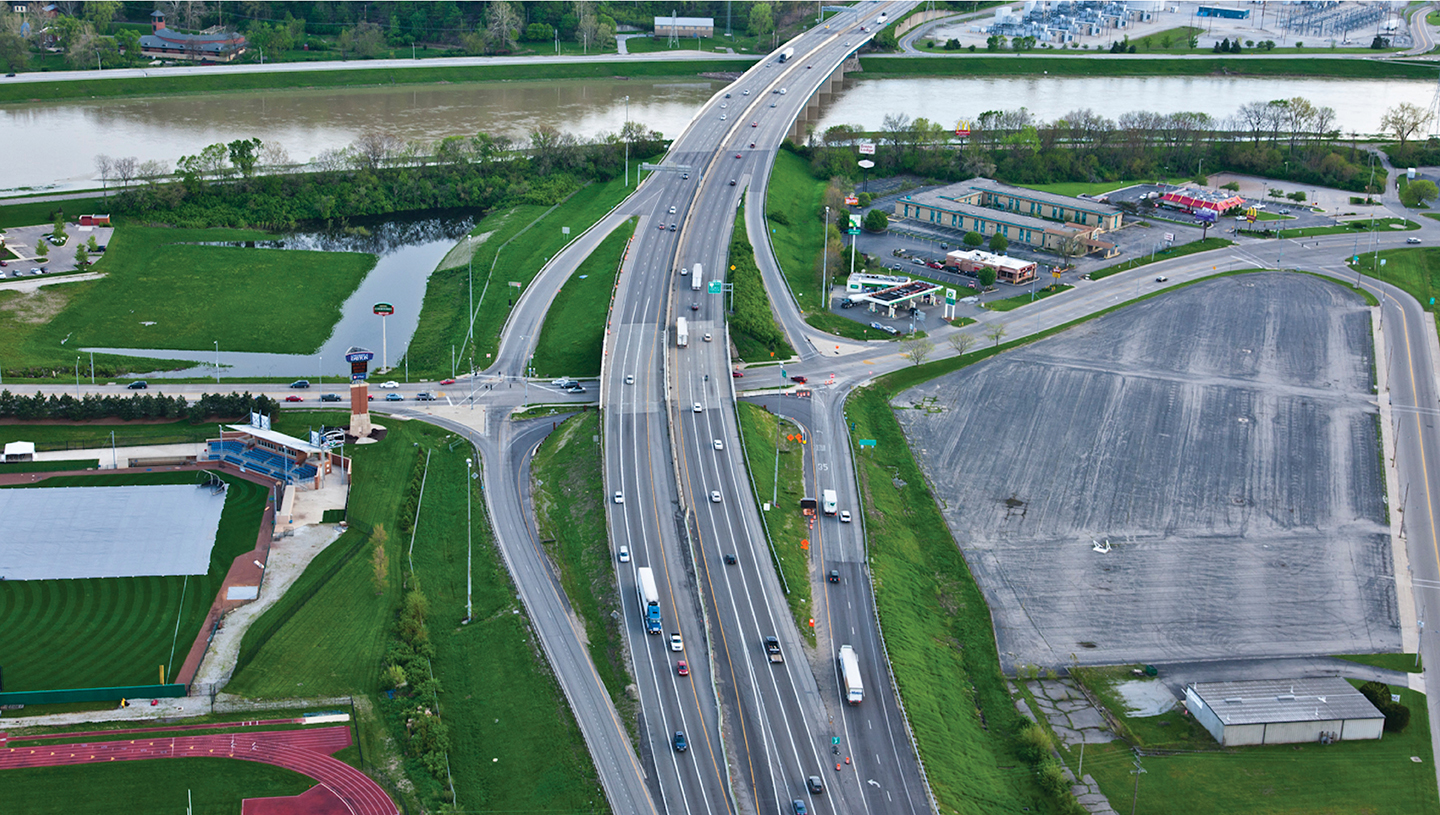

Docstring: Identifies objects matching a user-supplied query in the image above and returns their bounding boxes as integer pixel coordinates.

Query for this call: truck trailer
[691,263,703,291]
[778,47,795,63]
[822,489,838,515]
[838,645,864,704]
[637,567,662,634]
[676,317,688,348]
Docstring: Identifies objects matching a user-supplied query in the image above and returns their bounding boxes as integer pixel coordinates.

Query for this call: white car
[669,206,677,214]
[625,374,634,385]
[713,439,724,450]
[1407,237,1422,244]
[839,510,852,523]
[693,402,703,413]
[670,632,684,652]
[720,114,726,120]
[703,333,713,342]
[710,490,722,503]
[618,546,630,563]
[1154,275,1168,283]
[613,491,624,504]
[378,380,400,389]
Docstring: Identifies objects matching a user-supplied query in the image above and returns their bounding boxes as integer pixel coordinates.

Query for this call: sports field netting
[0,485,225,580]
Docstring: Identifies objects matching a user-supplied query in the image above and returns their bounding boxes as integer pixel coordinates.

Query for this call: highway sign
[857,439,876,448]
[708,280,723,294]
[373,303,394,316]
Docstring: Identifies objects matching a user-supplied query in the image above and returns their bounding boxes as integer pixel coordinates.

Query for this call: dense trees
[0,390,278,422]
[801,96,1379,194]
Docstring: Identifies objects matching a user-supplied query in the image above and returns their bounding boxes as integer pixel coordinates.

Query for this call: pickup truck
[765,636,784,664]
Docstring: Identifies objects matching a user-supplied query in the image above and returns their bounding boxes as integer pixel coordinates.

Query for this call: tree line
[802,96,1404,194]
[0,390,279,422]
[99,123,666,229]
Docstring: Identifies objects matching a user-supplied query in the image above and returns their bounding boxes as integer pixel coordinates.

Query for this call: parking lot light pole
[75,356,80,398]
[214,341,220,384]
[821,206,829,305]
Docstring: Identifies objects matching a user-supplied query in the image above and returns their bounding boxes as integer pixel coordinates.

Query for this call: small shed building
[3,440,35,462]
[1185,677,1385,746]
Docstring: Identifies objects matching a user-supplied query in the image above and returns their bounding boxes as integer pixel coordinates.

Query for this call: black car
[127,381,147,389]
[724,553,738,565]
[320,393,342,402]
[729,179,736,186]
[290,379,310,388]
[828,570,839,584]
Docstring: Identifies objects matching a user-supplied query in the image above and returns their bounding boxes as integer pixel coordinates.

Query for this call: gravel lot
[894,272,1398,669]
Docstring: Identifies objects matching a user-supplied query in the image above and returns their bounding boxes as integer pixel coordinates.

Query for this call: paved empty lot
[895,272,1398,669]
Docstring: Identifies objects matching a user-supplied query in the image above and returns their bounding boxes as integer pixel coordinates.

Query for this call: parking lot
[893,273,1398,669]
[0,222,114,279]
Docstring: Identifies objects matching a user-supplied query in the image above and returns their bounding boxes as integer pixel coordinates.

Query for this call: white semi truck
[838,645,864,705]
[691,263,703,291]
[637,567,662,634]
[676,317,688,348]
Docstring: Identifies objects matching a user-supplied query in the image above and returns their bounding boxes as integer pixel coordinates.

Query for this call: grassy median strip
[0,59,757,105]
[736,402,815,643]
[531,411,636,735]
[1088,236,1233,280]
[532,218,637,378]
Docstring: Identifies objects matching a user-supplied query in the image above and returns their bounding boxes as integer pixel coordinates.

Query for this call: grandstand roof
[226,424,322,454]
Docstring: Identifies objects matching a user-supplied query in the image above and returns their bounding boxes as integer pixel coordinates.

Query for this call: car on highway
[750,142,756,148]
[751,121,758,127]
[320,393,342,402]
[690,302,699,311]
[285,395,304,402]
[669,206,677,214]
[679,266,689,276]
[669,632,684,652]
[720,114,726,120]
[440,378,456,385]
[673,731,688,752]
[729,179,736,186]
[385,392,403,401]
[742,89,749,95]
[793,800,808,815]
[724,553,738,564]
[710,490,722,503]
[828,570,840,584]
[703,333,712,342]
[724,92,731,98]
[127,381,147,389]
[669,223,676,231]
[613,491,624,504]
[840,510,852,523]
[625,374,634,384]
[1155,275,1168,283]
[693,403,703,413]
[713,438,723,450]
[290,379,310,388]
[807,776,824,795]
[770,102,777,108]
[617,546,630,563]
[415,392,437,401]
[657,222,667,230]
[676,659,689,676]
[682,172,690,179]
[1408,237,1422,244]
[378,380,399,389]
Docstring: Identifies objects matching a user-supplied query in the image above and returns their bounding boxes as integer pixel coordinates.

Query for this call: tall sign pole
[374,302,395,371]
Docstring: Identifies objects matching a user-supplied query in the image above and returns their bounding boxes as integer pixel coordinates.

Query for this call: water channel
[1,72,1432,195]
[83,212,475,379]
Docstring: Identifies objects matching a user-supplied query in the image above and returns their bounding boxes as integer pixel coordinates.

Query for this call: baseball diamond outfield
[895,272,1398,670]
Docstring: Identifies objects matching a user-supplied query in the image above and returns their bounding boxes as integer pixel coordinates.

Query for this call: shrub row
[0,390,278,422]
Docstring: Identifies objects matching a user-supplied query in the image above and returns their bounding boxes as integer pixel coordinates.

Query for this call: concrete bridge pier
[788,54,860,145]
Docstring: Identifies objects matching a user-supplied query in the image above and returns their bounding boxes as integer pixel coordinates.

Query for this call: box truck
[691,263,703,291]
[838,645,864,704]
[822,489,838,515]
[676,317,688,348]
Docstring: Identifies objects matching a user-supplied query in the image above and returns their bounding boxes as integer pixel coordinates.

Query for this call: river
[83,212,475,379]
[1,72,1432,195]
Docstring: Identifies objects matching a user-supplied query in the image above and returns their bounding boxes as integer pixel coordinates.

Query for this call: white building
[1185,677,1386,746]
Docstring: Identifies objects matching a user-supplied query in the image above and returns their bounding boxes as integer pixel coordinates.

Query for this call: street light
[465,457,474,622]
[821,205,829,305]
[214,340,220,384]
[623,95,631,187]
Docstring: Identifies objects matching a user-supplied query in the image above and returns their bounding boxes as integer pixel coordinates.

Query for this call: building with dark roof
[140,10,246,62]
[1185,677,1385,746]
[893,179,1122,257]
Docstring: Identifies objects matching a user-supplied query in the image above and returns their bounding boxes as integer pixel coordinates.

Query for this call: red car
[790,376,807,384]
[732,370,744,378]
[751,121,758,127]
[735,153,742,159]
[285,395,303,402]
[440,378,456,385]
[676,660,689,676]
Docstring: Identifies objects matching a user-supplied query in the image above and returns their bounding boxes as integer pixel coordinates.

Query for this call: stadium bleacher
[207,440,313,484]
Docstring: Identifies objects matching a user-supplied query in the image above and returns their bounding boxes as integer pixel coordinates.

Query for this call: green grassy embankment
[0,197,110,229]
[0,758,314,815]
[403,173,642,380]
[1334,652,1423,673]
[1089,236,1233,280]
[0,59,757,104]
[735,402,814,642]
[1246,217,1417,239]
[530,411,635,734]
[860,55,1437,79]
[729,205,796,361]
[0,471,265,692]
[1346,247,1440,332]
[986,283,1073,311]
[531,218,636,378]
[1018,179,1157,198]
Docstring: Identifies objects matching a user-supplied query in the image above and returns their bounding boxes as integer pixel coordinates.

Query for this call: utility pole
[1130,751,1147,815]
[624,95,631,187]
[464,457,474,622]
[821,205,829,306]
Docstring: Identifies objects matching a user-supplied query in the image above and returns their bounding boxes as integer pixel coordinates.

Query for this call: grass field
[0,757,314,815]
[0,420,211,451]
[1346,247,1440,330]
[1132,26,1203,52]
[765,151,829,315]
[859,55,1437,80]
[986,283,1073,311]
[530,411,635,733]
[1249,217,1417,240]
[735,402,814,642]
[403,173,642,380]
[844,384,1054,812]
[0,59,756,104]
[0,471,265,692]
[1335,652,1423,673]
[227,413,605,813]
[531,218,636,378]
[1073,673,1437,814]
[0,197,110,230]
[1018,178,1160,198]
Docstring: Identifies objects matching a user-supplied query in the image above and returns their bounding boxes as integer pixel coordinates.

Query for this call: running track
[0,726,396,815]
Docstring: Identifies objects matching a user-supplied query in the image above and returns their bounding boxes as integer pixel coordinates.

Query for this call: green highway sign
[708,280,723,294]
[858,439,876,448]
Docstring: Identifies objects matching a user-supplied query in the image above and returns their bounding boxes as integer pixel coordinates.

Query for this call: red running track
[1,718,304,743]
[0,726,396,815]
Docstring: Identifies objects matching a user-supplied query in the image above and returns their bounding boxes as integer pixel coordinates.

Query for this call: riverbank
[0,57,757,104]
[860,55,1438,80]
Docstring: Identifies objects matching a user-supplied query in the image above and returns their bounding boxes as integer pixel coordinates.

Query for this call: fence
[0,682,187,706]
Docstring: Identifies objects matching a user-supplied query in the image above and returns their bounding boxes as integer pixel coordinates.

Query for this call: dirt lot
[894,272,1398,669]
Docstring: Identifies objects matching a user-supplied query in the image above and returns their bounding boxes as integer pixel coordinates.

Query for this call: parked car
[881,324,899,335]
[869,321,885,331]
